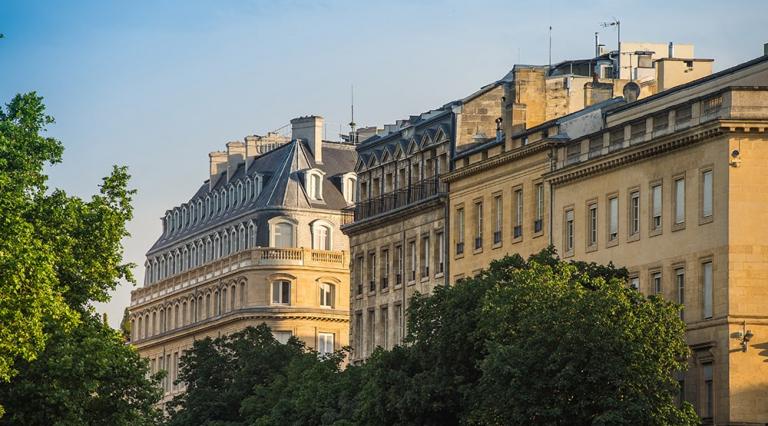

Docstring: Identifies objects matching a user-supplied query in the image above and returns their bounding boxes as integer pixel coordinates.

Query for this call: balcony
[345,177,447,223]
[131,247,347,307]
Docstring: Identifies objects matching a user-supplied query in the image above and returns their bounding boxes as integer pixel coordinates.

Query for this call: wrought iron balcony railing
[345,177,447,222]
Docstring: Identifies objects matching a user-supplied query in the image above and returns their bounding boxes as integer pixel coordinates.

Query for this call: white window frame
[272,280,291,305]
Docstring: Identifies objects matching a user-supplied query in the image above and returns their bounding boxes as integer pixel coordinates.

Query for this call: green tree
[119,308,132,341]
[0,93,162,422]
[0,93,77,384]
[166,324,310,426]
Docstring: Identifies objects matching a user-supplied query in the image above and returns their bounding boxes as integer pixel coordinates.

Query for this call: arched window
[198,199,204,222]
[164,213,171,236]
[174,304,180,329]
[182,207,187,229]
[248,222,257,248]
[182,301,187,326]
[190,203,196,226]
[214,193,220,215]
[152,259,159,282]
[312,224,331,250]
[345,176,358,203]
[253,175,262,199]
[145,262,151,285]
[174,251,181,274]
[305,169,325,201]
[144,313,149,338]
[214,291,220,316]
[320,282,335,308]
[240,282,245,306]
[228,186,235,209]
[245,178,252,202]
[239,226,246,250]
[205,238,212,262]
[231,284,237,309]
[197,241,204,265]
[159,257,166,279]
[272,222,294,248]
[237,182,244,206]
[205,293,211,318]
[213,235,221,259]
[222,287,228,313]
[151,311,157,336]
[272,280,290,305]
[190,298,196,323]
[190,245,197,268]
[205,196,212,219]
[136,317,141,340]
[173,210,180,232]
[221,189,228,213]
[230,229,237,253]
[222,233,229,257]
[198,295,203,320]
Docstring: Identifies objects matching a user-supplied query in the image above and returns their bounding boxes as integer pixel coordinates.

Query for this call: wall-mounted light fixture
[733,321,754,352]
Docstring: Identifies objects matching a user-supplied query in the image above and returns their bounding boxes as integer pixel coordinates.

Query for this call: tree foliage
[168,248,698,425]
[0,92,162,422]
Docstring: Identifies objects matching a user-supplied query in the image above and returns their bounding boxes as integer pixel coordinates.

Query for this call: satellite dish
[623,82,641,103]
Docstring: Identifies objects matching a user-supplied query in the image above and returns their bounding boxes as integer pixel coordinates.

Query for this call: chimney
[209,151,227,190]
[668,42,674,58]
[291,116,324,164]
[226,141,245,183]
[244,135,259,171]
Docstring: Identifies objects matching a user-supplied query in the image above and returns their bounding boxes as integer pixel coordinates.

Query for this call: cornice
[443,141,554,183]
[546,122,725,187]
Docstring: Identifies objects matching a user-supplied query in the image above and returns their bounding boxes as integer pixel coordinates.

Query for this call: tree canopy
[0,92,162,423]
[167,248,698,425]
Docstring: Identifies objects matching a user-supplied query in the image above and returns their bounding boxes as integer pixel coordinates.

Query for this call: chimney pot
[291,116,324,164]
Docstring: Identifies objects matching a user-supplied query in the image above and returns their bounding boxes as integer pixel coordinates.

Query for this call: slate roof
[148,139,356,254]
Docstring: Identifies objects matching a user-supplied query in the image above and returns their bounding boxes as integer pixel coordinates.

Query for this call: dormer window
[237,181,244,206]
[253,175,262,199]
[197,199,204,222]
[305,169,326,201]
[341,172,357,204]
[228,185,235,209]
[173,210,180,233]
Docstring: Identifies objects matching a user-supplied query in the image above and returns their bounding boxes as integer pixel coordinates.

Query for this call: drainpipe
[548,145,556,247]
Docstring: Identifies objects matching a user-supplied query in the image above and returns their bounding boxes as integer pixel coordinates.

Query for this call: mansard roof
[148,139,356,254]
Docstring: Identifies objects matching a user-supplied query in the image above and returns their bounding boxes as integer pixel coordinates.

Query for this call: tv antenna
[600,18,621,79]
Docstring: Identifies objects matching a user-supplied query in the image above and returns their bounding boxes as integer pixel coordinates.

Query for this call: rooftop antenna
[600,18,621,79]
[548,26,552,69]
[349,84,357,144]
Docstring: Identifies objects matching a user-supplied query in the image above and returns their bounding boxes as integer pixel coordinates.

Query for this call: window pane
[703,171,713,217]
[652,185,662,217]
[675,178,685,224]
[609,197,618,238]
[703,262,713,318]
[282,281,290,305]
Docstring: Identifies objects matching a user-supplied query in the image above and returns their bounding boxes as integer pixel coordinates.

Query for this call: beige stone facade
[128,117,356,401]
[342,82,505,362]
[445,55,768,425]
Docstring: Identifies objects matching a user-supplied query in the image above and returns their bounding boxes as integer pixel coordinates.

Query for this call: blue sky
[1,0,765,327]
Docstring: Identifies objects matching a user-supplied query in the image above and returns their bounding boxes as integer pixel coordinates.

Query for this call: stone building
[444,53,768,425]
[341,80,506,362]
[128,116,356,401]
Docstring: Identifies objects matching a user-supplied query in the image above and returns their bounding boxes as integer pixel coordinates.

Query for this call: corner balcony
[130,247,347,308]
[342,177,447,230]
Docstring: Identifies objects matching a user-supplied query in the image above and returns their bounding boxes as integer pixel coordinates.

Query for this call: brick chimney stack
[291,116,324,164]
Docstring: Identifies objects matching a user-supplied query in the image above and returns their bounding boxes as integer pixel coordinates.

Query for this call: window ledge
[649,228,663,237]
[492,242,503,250]
[585,244,598,253]
[420,277,429,283]
[512,237,523,244]
[473,248,483,255]
[627,234,640,243]
[672,222,686,232]
[699,215,714,225]
[407,280,416,287]
[434,272,444,279]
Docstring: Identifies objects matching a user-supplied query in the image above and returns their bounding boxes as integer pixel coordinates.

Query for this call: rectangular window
[493,195,503,244]
[367,310,376,354]
[630,191,640,236]
[272,280,291,305]
[675,177,685,225]
[703,363,713,418]
[588,203,598,248]
[420,236,430,278]
[393,304,402,345]
[535,183,544,233]
[651,184,662,231]
[630,276,640,290]
[456,208,465,255]
[565,209,574,254]
[514,188,523,239]
[703,261,713,319]
[354,313,363,358]
[408,241,416,281]
[381,307,389,350]
[436,231,445,274]
[319,283,334,308]
[702,170,713,218]
[676,268,685,321]
[474,202,483,250]
[173,352,179,391]
[381,249,389,290]
[395,245,403,285]
[355,256,363,295]
[652,271,662,295]
[273,330,292,344]
[318,332,334,356]
[368,252,376,292]
[609,196,618,242]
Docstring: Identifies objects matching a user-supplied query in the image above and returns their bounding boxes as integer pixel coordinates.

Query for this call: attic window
[305,169,326,201]
[342,173,358,204]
